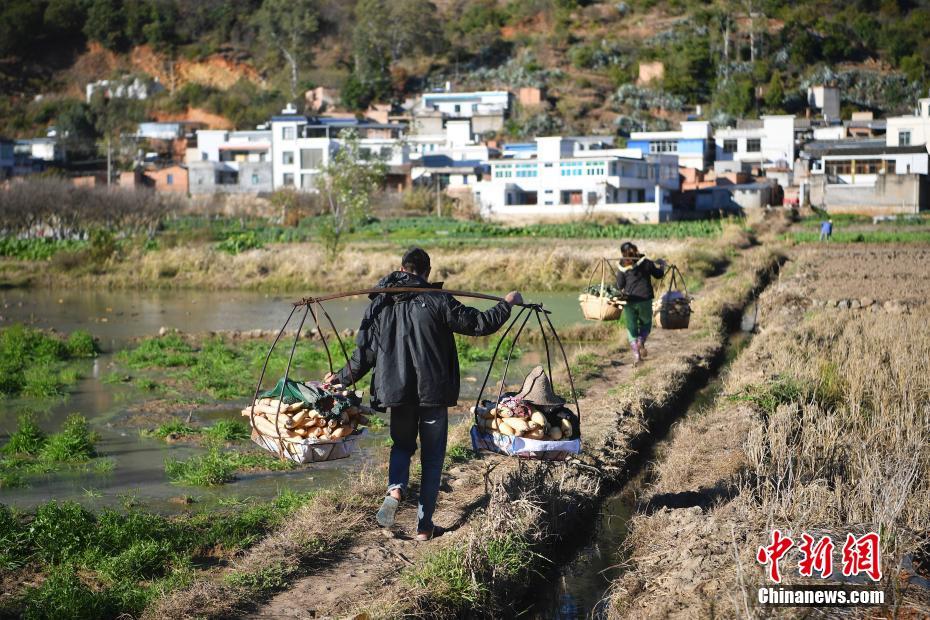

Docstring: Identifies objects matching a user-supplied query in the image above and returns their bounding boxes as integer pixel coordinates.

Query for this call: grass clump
[404,535,533,608]
[1,488,319,619]
[165,445,294,486]
[0,414,101,488]
[39,414,96,462]
[203,420,250,442]
[2,412,47,456]
[118,334,195,369]
[0,324,90,398]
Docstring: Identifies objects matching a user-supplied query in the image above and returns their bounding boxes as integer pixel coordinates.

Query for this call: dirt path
[250,327,676,619]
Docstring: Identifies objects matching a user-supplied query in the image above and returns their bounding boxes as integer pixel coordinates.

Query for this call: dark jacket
[333,271,512,408]
[616,258,665,302]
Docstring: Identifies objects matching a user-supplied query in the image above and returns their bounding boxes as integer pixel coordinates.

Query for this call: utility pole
[435,174,441,217]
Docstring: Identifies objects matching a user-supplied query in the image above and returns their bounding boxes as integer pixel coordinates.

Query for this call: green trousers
[624,299,653,343]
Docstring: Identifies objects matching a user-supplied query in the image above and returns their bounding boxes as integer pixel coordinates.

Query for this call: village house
[412,89,511,136]
[120,164,189,194]
[14,137,66,163]
[472,136,679,222]
[628,120,714,171]
[270,106,410,192]
[807,143,928,214]
[713,115,797,172]
[411,120,494,197]
[187,129,273,195]
[886,98,930,147]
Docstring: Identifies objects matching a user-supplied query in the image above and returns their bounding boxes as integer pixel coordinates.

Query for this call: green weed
[0,324,88,398]
[65,331,97,358]
[151,420,199,438]
[203,420,250,442]
[446,444,472,465]
[164,446,294,486]
[118,334,196,369]
[2,412,47,456]
[40,415,96,462]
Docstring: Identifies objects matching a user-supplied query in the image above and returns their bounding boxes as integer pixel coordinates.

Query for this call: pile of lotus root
[472,395,579,441]
[242,382,373,443]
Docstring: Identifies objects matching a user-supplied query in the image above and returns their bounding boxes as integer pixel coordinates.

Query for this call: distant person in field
[326,247,522,541]
[617,242,666,366]
[820,218,833,241]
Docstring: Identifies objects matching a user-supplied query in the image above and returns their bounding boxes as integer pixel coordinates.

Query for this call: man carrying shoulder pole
[328,247,522,541]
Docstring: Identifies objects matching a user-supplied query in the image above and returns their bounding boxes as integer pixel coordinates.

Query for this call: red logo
[798,533,834,578]
[841,533,882,581]
[757,530,794,583]
[757,531,882,583]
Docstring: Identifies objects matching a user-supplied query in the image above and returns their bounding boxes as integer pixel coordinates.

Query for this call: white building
[411,120,493,192]
[886,98,930,148]
[419,91,510,118]
[807,85,840,121]
[14,137,65,162]
[412,90,512,137]
[270,108,409,191]
[628,121,714,171]
[472,136,680,222]
[188,129,273,194]
[714,115,795,169]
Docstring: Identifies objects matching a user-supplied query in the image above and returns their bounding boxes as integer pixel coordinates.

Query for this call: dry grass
[3,233,744,293]
[608,246,930,618]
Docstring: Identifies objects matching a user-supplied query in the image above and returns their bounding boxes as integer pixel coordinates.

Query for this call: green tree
[318,131,386,258]
[255,0,319,102]
[0,1,45,58]
[714,74,755,117]
[350,0,443,104]
[764,69,785,110]
[84,0,126,50]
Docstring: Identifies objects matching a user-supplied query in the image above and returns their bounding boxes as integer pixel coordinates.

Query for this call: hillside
[1,0,928,148]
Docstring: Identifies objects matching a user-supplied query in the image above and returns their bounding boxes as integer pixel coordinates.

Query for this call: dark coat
[333,271,512,408]
[616,258,665,302]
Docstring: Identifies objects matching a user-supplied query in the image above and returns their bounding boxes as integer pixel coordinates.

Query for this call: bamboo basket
[470,305,582,461]
[655,265,692,330]
[579,258,623,321]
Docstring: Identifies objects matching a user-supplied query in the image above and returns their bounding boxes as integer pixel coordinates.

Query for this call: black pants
[388,405,448,532]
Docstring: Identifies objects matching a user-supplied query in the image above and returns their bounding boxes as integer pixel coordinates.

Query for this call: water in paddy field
[0,288,591,512]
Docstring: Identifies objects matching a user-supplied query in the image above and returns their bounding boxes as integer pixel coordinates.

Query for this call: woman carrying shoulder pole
[616,241,666,366]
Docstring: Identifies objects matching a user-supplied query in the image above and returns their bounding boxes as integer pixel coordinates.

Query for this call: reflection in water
[0,288,590,512]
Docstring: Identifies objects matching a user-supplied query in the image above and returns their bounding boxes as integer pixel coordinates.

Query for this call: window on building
[201,152,208,161]
[301,173,316,189]
[166,174,174,185]
[649,140,678,153]
[282,126,295,140]
[454,104,461,114]
[900,130,912,146]
[300,148,323,169]
[723,139,737,153]
[283,173,295,186]
[251,173,260,185]
[747,139,761,152]
[282,151,294,165]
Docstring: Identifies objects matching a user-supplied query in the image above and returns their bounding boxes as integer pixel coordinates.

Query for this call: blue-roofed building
[628,121,713,171]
